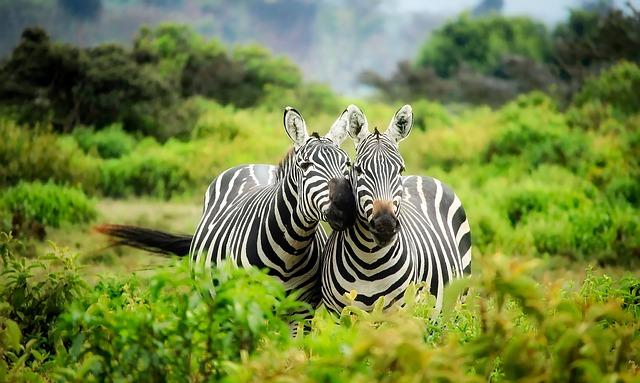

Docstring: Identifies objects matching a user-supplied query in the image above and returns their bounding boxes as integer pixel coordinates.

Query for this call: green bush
[0,120,98,189]
[190,101,242,141]
[410,99,453,131]
[53,261,305,382]
[0,233,87,379]
[72,124,137,159]
[527,203,640,264]
[228,256,640,382]
[484,94,588,170]
[1,234,639,382]
[99,142,196,199]
[573,61,640,117]
[1,182,96,228]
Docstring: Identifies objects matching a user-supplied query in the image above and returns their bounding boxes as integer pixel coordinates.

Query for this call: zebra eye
[354,164,362,174]
[300,161,312,170]
[400,165,405,174]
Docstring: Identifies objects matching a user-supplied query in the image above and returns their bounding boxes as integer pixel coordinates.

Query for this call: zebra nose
[369,213,399,244]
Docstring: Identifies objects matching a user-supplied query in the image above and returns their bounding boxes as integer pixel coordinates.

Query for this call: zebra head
[284,107,356,231]
[346,104,413,247]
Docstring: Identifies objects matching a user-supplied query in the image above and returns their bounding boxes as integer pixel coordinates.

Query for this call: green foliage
[98,142,195,199]
[484,93,587,171]
[72,124,137,159]
[553,7,640,84]
[573,61,640,117]
[416,13,551,78]
[0,120,91,188]
[0,28,171,133]
[53,261,305,381]
[1,182,96,228]
[0,233,87,379]
[261,83,343,116]
[365,5,639,106]
[227,256,640,382]
[2,234,638,382]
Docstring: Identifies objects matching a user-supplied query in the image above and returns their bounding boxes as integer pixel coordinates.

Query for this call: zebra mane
[373,127,381,138]
[276,148,295,181]
[311,132,320,139]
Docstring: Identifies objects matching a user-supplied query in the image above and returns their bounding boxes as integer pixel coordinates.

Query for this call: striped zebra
[99,107,356,306]
[321,105,472,313]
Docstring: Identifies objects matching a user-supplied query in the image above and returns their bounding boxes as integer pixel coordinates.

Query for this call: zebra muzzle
[368,212,400,246]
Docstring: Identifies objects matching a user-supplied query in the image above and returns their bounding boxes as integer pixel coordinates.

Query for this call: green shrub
[528,204,640,264]
[1,182,96,227]
[54,261,305,382]
[573,61,640,117]
[0,233,87,378]
[416,13,551,77]
[411,99,453,131]
[485,94,588,170]
[0,120,98,189]
[190,101,243,140]
[261,83,343,116]
[99,142,196,199]
[72,124,137,159]
[228,256,640,382]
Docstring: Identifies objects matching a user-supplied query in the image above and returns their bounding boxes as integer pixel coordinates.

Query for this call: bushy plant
[0,120,98,189]
[573,61,640,117]
[72,124,137,159]
[0,233,87,378]
[99,148,194,199]
[1,182,96,228]
[227,255,640,382]
[53,260,305,382]
[527,203,640,264]
[485,94,588,171]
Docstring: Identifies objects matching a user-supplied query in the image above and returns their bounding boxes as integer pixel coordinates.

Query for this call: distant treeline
[361,4,640,106]
[0,24,320,138]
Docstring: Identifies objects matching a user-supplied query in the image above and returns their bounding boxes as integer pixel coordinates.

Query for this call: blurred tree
[0,27,85,130]
[552,6,640,93]
[416,14,552,78]
[0,27,170,132]
[77,44,171,130]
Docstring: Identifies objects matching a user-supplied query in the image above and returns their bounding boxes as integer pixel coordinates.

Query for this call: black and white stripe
[189,107,354,305]
[98,107,355,308]
[321,105,472,313]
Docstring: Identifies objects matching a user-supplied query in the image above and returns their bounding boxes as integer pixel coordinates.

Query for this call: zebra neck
[268,168,319,253]
[346,217,398,260]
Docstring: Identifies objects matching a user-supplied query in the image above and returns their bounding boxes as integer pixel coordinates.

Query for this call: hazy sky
[394,0,639,24]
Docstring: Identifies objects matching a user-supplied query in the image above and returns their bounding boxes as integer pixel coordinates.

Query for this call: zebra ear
[283,106,309,149]
[325,109,349,146]
[385,105,413,143]
[344,104,369,146]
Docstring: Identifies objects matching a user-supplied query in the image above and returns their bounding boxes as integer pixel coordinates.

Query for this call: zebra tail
[94,224,192,257]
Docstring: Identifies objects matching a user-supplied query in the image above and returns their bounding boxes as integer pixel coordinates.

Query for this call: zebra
[321,105,472,313]
[98,106,356,307]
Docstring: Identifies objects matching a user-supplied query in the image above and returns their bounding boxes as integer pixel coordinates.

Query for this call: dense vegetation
[1,234,638,381]
[361,5,640,105]
[1,3,639,381]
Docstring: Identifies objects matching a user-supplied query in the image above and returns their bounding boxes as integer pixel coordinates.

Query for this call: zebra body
[321,105,471,313]
[98,107,355,307]
[190,159,327,303]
